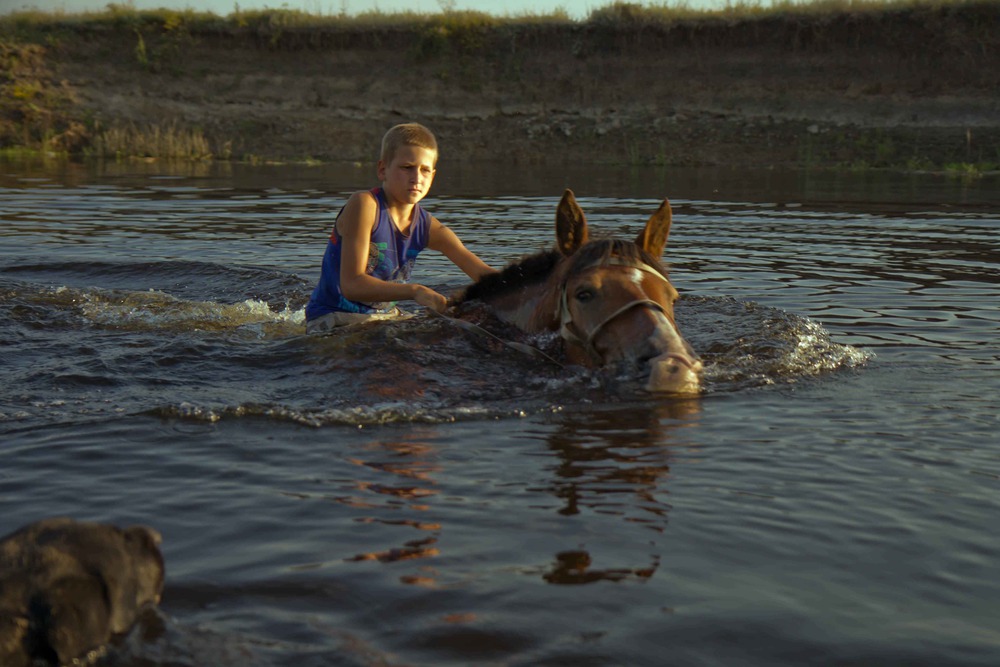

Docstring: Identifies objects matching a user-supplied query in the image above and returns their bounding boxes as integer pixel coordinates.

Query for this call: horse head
[456,189,701,394]
[543,190,701,393]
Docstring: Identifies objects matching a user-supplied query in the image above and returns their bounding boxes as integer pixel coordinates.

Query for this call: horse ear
[636,199,672,258]
[555,189,588,256]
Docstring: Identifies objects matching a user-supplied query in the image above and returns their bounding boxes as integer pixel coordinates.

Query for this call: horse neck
[522,265,566,333]
[485,279,558,333]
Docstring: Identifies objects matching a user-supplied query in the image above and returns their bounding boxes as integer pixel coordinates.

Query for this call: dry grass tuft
[92,121,214,160]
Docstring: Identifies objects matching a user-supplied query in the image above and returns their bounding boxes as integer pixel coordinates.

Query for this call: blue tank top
[305,188,432,319]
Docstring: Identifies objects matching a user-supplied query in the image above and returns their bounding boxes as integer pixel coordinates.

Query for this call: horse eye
[574,288,595,303]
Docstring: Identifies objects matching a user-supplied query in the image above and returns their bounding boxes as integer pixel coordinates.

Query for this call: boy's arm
[339,193,447,311]
[427,217,497,281]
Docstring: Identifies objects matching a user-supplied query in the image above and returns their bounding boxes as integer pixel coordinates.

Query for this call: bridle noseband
[556,257,673,363]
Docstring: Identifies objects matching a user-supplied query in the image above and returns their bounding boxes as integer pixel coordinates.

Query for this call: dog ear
[107,526,165,635]
[122,526,164,604]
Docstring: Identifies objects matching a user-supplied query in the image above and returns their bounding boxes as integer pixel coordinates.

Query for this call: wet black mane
[456,238,670,305]
[456,249,562,303]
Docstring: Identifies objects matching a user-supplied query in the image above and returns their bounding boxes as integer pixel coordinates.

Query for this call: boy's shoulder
[347,187,379,201]
[343,189,380,211]
[336,189,381,235]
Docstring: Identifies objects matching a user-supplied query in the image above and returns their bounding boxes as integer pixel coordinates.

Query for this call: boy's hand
[413,285,448,313]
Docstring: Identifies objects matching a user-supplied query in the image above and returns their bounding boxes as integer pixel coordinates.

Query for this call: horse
[453,189,702,394]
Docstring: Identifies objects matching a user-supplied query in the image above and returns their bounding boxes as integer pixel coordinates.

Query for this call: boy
[305,123,496,333]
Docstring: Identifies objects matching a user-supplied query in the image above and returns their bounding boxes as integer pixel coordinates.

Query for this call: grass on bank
[91,121,217,160]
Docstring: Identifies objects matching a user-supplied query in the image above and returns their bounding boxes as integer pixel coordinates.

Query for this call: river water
[2,158,998,666]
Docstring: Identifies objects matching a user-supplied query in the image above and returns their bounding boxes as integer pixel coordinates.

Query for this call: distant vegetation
[1,0,990,30]
[3,0,995,54]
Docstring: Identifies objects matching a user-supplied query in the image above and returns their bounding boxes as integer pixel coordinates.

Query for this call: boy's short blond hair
[380,123,438,165]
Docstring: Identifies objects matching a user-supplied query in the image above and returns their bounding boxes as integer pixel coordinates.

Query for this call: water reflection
[543,549,658,585]
[538,400,701,584]
[7,156,998,210]
[339,429,444,574]
[544,399,701,517]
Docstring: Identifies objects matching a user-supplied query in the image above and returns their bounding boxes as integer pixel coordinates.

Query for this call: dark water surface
[2,158,998,666]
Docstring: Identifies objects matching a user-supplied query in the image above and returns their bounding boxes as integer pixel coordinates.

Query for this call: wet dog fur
[0,518,164,666]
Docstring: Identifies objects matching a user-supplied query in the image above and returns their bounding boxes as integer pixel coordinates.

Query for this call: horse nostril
[670,355,696,371]
[645,352,702,394]
[650,353,701,373]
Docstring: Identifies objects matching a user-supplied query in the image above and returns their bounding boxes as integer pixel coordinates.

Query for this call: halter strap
[556,258,672,363]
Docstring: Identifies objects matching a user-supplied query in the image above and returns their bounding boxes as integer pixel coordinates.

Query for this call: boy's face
[378,145,437,205]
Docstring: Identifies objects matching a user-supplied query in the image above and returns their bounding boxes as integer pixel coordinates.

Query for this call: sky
[0,0,727,20]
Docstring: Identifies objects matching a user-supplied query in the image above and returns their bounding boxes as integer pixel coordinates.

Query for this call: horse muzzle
[645,352,703,394]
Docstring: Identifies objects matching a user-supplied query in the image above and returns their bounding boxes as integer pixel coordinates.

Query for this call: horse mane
[456,249,562,303]
[456,238,669,305]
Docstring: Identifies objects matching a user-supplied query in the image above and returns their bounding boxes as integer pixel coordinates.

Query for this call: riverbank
[2,1,998,170]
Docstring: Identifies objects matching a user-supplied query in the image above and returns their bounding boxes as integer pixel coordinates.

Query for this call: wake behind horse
[454,189,701,394]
